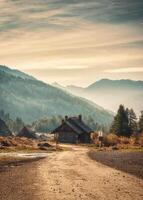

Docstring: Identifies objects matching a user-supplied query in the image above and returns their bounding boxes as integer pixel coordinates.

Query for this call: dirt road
[0,145,143,200]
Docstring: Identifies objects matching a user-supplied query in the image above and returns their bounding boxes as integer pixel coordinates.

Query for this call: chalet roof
[18,126,37,139]
[68,117,92,134]
[65,120,83,134]
[52,116,92,135]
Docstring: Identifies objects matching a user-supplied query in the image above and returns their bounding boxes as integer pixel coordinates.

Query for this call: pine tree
[139,111,143,133]
[110,105,130,137]
[14,117,24,132]
[128,109,137,135]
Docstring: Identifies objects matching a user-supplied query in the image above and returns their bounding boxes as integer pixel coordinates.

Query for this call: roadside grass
[90,145,143,152]
[0,143,71,155]
[0,145,69,153]
[0,147,53,153]
[0,137,69,153]
[0,156,31,164]
[116,146,143,152]
[0,155,46,171]
[88,149,143,179]
[67,142,143,152]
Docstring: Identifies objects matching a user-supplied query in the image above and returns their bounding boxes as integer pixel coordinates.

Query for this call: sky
[0,0,143,86]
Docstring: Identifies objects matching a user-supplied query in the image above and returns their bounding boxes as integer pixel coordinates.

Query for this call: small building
[52,115,92,143]
[18,126,38,139]
[0,118,12,137]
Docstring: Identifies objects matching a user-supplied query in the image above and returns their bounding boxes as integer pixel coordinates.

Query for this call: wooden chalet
[18,126,37,139]
[52,115,92,143]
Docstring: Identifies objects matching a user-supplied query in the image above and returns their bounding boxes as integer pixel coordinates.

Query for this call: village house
[52,115,92,143]
[18,126,38,139]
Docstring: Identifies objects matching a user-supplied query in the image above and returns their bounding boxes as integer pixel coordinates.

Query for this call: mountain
[52,82,66,91]
[0,65,35,80]
[0,66,113,125]
[66,85,84,94]
[87,79,143,90]
[65,79,143,115]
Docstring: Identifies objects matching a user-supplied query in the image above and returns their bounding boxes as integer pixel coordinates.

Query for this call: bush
[118,137,131,145]
[91,132,100,147]
[91,132,98,143]
[0,136,37,149]
[119,137,129,144]
[96,133,143,148]
[104,134,119,146]
[138,133,143,147]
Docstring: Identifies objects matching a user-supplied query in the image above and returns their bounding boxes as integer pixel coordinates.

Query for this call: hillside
[65,79,143,114]
[0,65,35,80]
[0,66,113,125]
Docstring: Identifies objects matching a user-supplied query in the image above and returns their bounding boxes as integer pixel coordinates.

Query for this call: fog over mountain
[54,79,143,115]
[0,65,113,125]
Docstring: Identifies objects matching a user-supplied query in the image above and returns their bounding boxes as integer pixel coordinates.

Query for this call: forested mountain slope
[0,65,35,80]
[0,66,113,124]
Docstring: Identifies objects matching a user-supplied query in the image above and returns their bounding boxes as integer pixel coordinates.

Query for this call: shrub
[91,132,99,145]
[128,137,136,145]
[119,137,130,144]
[104,134,119,146]
[0,136,36,149]
[138,133,143,147]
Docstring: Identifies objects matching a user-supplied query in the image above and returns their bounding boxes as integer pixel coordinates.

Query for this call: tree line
[0,110,24,133]
[0,109,109,133]
[31,115,109,133]
[2,105,142,137]
[110,105,143,137]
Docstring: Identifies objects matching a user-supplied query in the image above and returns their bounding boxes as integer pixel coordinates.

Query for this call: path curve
[0,145,143,200]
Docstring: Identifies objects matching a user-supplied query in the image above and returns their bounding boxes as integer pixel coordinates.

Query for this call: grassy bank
[88,149,143,179]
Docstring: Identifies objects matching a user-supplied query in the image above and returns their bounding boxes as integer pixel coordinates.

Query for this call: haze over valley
[53,79,143,115]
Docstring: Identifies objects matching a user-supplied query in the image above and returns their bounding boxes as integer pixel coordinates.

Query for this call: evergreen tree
[13,117,24,132]
[110,105,130,137]
[128,109,137,135]
[0,110,4,119]
[139,111,143,133]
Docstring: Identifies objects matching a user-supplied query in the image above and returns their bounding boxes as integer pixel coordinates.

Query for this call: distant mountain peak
[65,78,143,115]
[87,78,143,90]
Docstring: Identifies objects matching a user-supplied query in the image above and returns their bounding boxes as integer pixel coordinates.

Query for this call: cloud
[0,0,143,85]
[1,0,143,34]
[105,67,143,73]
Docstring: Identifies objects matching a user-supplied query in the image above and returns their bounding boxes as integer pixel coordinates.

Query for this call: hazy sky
[0,0,143,86]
